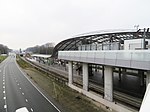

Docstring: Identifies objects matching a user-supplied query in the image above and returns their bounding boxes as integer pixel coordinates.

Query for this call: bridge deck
[58,50,150,70]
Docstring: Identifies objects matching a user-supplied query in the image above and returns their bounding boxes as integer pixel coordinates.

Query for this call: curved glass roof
[52,29,150,58]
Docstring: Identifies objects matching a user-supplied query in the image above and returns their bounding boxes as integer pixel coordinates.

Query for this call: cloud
[0,0,149,49]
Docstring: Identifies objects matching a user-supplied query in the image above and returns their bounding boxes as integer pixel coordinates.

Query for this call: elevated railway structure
[53,29,150,112]
[27,29,150,112]
[24,57,142,110]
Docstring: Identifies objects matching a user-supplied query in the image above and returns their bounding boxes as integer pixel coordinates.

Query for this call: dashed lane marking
[31,108,33,112]
[16,60,61,112]
[22,93,24,95]
[25,99,28,102]
[3,91,5,94]
[4,105,7,109]
[3,97,6,100]
[3,86,5,89]
[19,88,21,90]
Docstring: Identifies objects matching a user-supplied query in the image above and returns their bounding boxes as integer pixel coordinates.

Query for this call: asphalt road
[0,55,61,112]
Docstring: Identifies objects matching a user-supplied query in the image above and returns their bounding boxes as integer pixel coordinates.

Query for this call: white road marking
[22,93,24,95]
[4,105,7,109]
[16,61,61,112]
[31,108,33,112]
[3,86,5,89]
[0,70,1,72]
[3,82,5,85]
[15,107,29,112]
[25,99,28,102]
[17,83,19,85]
[3,97,6,100]
[19,88,21,90]
[3,91,5,94]
[3,79,5,82]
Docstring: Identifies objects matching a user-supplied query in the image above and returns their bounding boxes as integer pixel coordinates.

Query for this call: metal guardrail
[22,58,142,110]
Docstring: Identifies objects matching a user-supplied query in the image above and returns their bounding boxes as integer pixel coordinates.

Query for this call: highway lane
[0,55,61,112]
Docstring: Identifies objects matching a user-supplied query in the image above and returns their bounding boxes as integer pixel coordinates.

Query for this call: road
[0,55,61,112]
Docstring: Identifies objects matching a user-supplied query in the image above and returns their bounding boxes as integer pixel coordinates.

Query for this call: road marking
[3,97,6,100]
[31,108,33,112]
[16,61,61,112]
[3,91,5,94]
[3,79,5,82]
[19,88,21,90]
[25,99,28,102]
[3,82,5,85]
[22,92,24,95]
[17,83,19,85]
[4,105,7,109]
[3,86,5,89]
[0,70,1,72]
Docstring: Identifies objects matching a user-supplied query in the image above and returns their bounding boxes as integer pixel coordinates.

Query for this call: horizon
[0,0,150,50]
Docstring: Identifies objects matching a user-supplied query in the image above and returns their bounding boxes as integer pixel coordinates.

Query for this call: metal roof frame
[52,29,150,58]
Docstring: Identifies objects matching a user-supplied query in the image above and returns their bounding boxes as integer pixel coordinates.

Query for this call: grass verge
[0,55,7,63]
[16,56,110,112]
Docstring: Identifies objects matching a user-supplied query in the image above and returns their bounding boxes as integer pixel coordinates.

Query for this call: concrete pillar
[102,66,104,79]
[68,61,73,84]
[104,66,113,102]
[82,63,89,91]
[118,68,121,82]
[139,70,144,86]
[122,68,126,75]
[146,71,150,87]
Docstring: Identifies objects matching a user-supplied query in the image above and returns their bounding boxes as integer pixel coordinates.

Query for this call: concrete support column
[82,63,89,91]
[104,66,113,102]
[102,66,104,79]
[139,70,144,86]
[122,68,126,75]
[118,68,121,82]
[68,61,73,84]
[146,71,150,87]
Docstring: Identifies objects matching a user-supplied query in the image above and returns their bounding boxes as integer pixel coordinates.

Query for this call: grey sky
[0,0,149,50]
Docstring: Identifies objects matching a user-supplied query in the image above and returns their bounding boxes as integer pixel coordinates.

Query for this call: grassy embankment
[16,56,110,112]
[0,55,7,63]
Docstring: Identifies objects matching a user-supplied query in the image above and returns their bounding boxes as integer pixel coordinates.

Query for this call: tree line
[26,43,54,55]
[0,44,9,54]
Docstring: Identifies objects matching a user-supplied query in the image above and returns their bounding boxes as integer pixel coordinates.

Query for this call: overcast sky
[0,0,149,50]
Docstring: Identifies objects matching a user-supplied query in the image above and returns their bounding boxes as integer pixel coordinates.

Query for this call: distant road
[0,55,60,112]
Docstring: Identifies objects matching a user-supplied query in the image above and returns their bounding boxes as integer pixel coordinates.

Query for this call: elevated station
[30,54,51,64]
[52,29,150,111]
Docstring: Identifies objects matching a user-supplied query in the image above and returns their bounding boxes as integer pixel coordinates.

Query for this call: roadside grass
[16,55,32,69]
[0,56,7,63]
[16,56,109,112]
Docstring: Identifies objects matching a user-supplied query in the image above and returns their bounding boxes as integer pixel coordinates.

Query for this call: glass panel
[105,52,117,59]
[117,52,132,60]
[131,52,150,61]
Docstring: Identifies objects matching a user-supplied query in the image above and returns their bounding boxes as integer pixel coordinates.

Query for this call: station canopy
[52,29,150,58]
[31,54,51,58]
